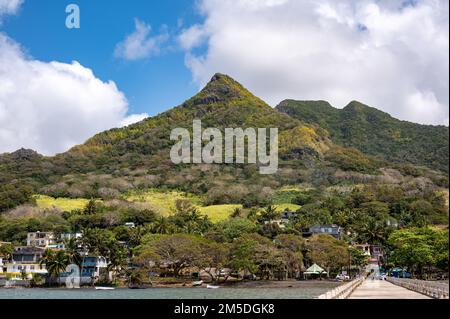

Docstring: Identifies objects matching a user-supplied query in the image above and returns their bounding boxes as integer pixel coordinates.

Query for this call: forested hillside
[276,100,449,173]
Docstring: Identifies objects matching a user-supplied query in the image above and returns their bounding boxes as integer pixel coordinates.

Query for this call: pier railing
[386,277,449,299]
[317,277,365,299]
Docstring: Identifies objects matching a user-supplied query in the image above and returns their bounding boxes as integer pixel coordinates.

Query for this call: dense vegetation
[277,100,449,173]
[0,74,448,282]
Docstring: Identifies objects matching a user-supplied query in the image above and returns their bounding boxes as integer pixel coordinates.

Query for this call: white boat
[206,285,220,289]
[95,286,115,290]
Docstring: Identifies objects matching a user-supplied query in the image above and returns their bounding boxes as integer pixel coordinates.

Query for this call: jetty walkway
[348,278,431,299]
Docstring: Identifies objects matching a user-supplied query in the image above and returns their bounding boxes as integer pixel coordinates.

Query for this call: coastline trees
[306,234,349,276]
[388,227,449,278]
[135,234,207,277]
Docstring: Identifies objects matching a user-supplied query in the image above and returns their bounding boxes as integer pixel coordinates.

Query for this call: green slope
[276,100,449,173]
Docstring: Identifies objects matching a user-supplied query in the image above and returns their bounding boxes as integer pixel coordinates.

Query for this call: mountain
[0,74,336,206]
[276,100,449,173]
[0,74,448,212]
[53,73,331,174]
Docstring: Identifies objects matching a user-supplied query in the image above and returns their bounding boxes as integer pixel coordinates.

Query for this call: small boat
[206,285,220,289]
[192,280,204,287]
[95,286,115,290]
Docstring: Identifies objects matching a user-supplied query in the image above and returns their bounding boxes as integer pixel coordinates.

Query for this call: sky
[0,0,448,155]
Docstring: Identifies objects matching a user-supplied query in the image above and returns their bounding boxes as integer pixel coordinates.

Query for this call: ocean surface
[0,283,340,299]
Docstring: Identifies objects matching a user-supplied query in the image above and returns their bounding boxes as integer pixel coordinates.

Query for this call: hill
[276,100,449,173]
[0,74,448,223]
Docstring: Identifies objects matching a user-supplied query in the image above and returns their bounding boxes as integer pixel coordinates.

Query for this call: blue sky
[2,0,202,117]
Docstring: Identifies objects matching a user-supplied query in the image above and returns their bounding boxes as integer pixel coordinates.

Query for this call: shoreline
[1,279,344,290]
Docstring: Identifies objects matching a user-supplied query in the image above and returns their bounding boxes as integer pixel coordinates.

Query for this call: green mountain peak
[183,73,269,110]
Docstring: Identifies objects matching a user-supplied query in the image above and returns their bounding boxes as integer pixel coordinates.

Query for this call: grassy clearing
[274,203,301,212]
[272,186,302,205]
[123,189,202,215]
[34,195,90,212]
[35,189,301,223]
[198,204,243,223]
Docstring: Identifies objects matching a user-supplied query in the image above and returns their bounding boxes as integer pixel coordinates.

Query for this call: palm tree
[361,219,388,244]
[40,250,70,285]
[151,216,171,234]
[107,244,128,284]
[64,238,82,266]
[260,205,279,222]
[187,208,202,223]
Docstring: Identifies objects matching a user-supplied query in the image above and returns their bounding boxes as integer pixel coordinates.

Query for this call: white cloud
[119,113,148,127]
[0,33,147,155]
[178,24,208,50]
[0,0,22,22]
[115,18,169,61]
[180,0,449,125]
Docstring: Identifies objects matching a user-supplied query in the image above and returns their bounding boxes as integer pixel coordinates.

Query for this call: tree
[275,234,304,278]
[229,233,286,280]
[292,206,333,231]
[150,216,174,234]
[0,243,13,260]
[388,228,449,278]
[348,247,369,275]
[121,208,156,226]
[213,218,257,242]
[357,217,391,245]
[359,201,390,220]
[40,250,70,285]
[259,205,279,223]
[194,241,230,283]
[63,237,82,266]
[83,199,99,215]
[306,234,349,276]
[135,234,204,277]
[107,241,128,283]
[229,234,259,277]
[80,228,128,282]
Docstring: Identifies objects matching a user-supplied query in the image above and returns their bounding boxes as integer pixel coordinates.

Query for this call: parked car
[336,274,350,281]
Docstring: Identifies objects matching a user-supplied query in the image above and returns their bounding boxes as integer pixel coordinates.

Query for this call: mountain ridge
[0,74,448,213]
[276,99,449,173]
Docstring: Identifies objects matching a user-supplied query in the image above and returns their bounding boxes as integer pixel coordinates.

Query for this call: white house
[60,233,83,241]
[27,232,56,248]
[5,246,48,279]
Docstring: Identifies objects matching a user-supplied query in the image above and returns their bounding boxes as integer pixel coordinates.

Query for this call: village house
[60,233,83,241]
[5,246,47,279]
[263,211,300,230]
[264,219,287,229]
[280,211,299,220]
[354,244,372,257]
[79,256,109,284]
[305,224,343,240]
[353,244,384,263]
[27,232,56,248]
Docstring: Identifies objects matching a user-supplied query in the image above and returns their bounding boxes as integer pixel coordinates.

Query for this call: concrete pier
[348,279,431,299]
